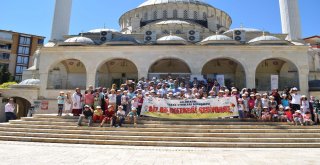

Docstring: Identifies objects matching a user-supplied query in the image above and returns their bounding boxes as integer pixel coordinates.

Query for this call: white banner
[141,97,238,119]
[271,75,279,89]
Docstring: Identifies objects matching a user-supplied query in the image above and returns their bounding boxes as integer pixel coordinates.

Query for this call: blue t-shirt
[281,99,289,107]
[57,96,65,104]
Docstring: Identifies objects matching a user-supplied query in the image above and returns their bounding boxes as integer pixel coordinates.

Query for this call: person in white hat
[293,110,303,126]
[261,106,271,121]
[100,105,116,127]
[300,95,309,114]
[127,107,138,127]
[57,91,65,116]
[116,105,126,127]
[253,93,263,119]
[289,87,301,111]
[281,93,290,108]
[237,98,245,119]
[93,105,104,123]
[77,105,94,127]
[261,93,269,108]
[278,105,287,122]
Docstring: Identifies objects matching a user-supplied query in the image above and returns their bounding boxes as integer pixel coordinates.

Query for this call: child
[261,106,271,121]
[57,91,65,116]
[293,110,303,126]
[278,105,287,122]
[261,93,269,108]
[268,96,277,110]
[100,105,116,127]
[281,94,290,108]
[300,95,309,114]
[77,105,93,127]
[93,106,104,123]
[270,107,279,122]
[303,111,313,126]
[237,98,245,119]
[64,91,72,116]
[284,106,293,122]
[116,105,126,127]
[127,107,139,127]
[314,100,320,124]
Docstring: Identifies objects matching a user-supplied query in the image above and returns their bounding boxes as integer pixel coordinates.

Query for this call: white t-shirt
[108,94,116,103]
[290,93,301,105]
[5,103,15,113]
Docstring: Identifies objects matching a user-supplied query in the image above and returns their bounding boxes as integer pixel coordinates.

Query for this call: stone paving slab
[0,141,319,165]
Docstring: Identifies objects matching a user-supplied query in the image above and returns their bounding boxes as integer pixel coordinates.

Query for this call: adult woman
[64,91,72,116]
[72,88,83,116]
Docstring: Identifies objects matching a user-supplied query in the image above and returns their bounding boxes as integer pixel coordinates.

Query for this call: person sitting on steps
[127,107,138,127]
[77,105,93,127]
[100,105,116,127]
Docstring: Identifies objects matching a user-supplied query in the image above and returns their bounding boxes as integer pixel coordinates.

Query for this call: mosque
[1,0,319,117]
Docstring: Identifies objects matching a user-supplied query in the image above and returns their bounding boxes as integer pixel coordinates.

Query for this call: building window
[0,53,10,60]
[183,10,188,19]
[0,64,9,69]
[144,12,148,20]
[15,65,27,74]
[38,39,44,45]
[153,10,158,20]
[15,76,22,82]
[163,10,168,19]
[203,12,207,20]
[194,11,198,20]
[19,36,31,45]
[173,10,178,18]
[17,56,29,65]
[18,46,30,55]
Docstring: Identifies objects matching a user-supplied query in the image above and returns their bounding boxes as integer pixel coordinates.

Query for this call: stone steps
[1,135,320,148]
[0,114,320,148]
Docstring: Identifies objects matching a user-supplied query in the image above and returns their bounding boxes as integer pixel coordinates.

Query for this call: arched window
[203,12,207,20]
[163,10,168,19]
[153,10,158,20]
[163,30,169,34]
[173,10,178,18]
[183,10,188,19]
[194,11,198,20]
[144,12,148,20]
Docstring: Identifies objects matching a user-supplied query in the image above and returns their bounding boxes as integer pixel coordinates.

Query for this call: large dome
[138,0,212,8]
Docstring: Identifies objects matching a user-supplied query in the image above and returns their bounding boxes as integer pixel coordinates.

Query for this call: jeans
[118,116,125,126]
[77,115,93,126]
[5,112,16,122]
[238,110,244,119]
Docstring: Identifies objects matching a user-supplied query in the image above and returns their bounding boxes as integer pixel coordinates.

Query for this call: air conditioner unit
[233,30,246,43]
[100,31,112,42]
[187,30,200,42]
[144,31,156,42]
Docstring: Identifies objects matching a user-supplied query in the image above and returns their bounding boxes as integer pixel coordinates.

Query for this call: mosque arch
[11,97,31,119]
[96,58,138,88]
[255,58,299,91]
[202,58,246,89]
[47,59,87,89]
[148,58,191,79]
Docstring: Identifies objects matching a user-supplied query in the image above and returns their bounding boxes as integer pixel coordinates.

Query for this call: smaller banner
[41,101,49,110]
[141,97,238,119]
[271,75,279,89]
[216,75,225,86]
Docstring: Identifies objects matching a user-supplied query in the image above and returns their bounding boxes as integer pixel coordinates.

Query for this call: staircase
[0,114,320,148]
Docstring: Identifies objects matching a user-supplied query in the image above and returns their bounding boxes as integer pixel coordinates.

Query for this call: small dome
[157,34,187,45]
[202,35,233,42]
[44,42,56,47]
[224,28,262,34]
[88,28,118,33]
[19,79,40,86]
[157,35,186,42]
[64,36,94,45]
[138,0,211,8]
[248,35,281,43]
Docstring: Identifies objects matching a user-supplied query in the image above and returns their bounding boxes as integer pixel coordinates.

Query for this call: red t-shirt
[105,110,115,118]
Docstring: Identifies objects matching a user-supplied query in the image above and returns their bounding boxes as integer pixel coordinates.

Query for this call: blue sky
[0,0,318,42]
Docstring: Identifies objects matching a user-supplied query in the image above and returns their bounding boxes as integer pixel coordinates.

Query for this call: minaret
[50,0,73,42]
[279,0,302,41]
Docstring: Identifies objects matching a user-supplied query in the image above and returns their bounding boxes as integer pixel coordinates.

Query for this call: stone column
[298,68,309,95]
[245,69,256,89]
[138,67,149,80]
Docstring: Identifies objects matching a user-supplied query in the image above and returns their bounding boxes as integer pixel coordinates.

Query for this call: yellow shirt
[94,109,103,116]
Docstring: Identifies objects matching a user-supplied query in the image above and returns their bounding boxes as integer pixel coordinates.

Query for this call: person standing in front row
[5,98,16,122]
[72,88,83,116]
[64,91,72,116]
[57,91,65,116]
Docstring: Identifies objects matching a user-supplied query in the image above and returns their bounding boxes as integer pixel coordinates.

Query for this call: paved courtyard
[0,141,319,165]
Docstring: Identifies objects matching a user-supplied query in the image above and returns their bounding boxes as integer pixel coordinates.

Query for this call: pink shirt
[84,93,94,105]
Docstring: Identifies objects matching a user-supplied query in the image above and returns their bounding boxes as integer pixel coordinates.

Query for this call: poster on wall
[41,101,49,110]
[271,75,279,89]
[216,75,225,86]
[33,100,42,111]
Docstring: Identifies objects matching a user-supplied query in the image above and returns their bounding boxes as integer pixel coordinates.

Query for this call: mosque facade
[1,0,319,116]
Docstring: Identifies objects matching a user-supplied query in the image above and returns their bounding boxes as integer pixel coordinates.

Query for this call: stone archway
[47,59,87,89]
[255,58,299,91]
[12,97,31,119]
[96,58,138,88]
[148,58,191,79]
[202,58,246,89]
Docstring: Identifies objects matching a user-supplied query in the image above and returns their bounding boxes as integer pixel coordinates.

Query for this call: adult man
[77,105,93,127]
[5,98,16,122]
[72,88,83,116]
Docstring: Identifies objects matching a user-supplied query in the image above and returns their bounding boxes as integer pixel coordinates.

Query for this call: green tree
[0,65,13,84]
